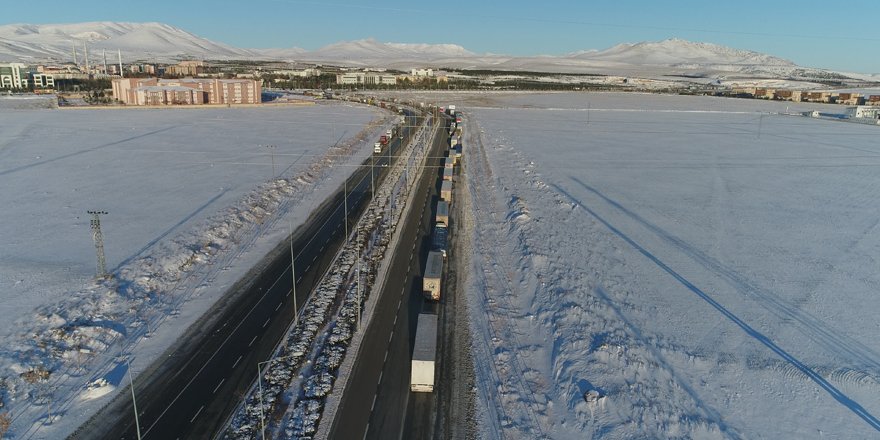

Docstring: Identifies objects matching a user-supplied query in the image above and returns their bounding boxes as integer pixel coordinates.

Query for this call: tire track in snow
[569,177,880,380]
[552,181,880,433]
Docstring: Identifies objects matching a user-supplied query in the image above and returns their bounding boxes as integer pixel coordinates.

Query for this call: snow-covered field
[459,93,880,438]
[0,99,390,438]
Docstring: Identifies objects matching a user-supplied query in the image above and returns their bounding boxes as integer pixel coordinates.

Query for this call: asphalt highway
[329,116,449,440]
[70,111,419,440]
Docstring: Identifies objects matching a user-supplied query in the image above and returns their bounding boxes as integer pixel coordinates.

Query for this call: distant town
[1,56,879,122]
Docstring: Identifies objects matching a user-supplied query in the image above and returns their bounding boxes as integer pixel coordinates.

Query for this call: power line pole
[265,145,276,177]
[289,221,298,327]
[88,210,108,278]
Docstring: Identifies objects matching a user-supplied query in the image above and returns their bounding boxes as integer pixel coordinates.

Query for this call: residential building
[166,60,206,77]
[112,77,262,105]
[837,93,864,106]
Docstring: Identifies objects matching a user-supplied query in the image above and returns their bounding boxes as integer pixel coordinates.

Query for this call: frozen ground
[0,99,390,438]
[458,93,880,438]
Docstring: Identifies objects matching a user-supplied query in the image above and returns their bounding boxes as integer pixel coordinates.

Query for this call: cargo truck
[411,313,438,392]
[444,157,454,169]
[436,200,449,226]
[423,251,444,301]
[432,224,448,258]
[374,142,382,153]
[442,167,454,182]
[440,181,453,203]
[380,135,388,145]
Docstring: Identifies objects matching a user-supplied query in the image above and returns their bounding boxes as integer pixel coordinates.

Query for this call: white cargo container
[411,313,438,392]
[436,200,449,226]
[442,167,453,182]
[440,181,453,203]
[423,251,444,301]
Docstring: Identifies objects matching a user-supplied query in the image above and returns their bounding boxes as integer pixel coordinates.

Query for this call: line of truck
[412,105,464,393]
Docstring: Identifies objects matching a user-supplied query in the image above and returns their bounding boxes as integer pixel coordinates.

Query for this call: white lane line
[378,370,384,385]
[213,378,225,394]
[263,318,271,328]
[383,350,389,364]
[305,265,311,273]
[232,355,242,369]
[393,314,398,326]
[312,255,318,262]
[249,335,258,347]
[275,302,282,312]
[371,394,378,412]
[190,405,204,423]
[363,423,370,440]
[388,333,393,343]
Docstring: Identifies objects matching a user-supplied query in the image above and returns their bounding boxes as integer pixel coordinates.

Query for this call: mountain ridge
[0,21,873,80]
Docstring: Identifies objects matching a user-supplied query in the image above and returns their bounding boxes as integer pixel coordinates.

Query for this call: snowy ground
[0,99,391,438]
[458,93,880,438]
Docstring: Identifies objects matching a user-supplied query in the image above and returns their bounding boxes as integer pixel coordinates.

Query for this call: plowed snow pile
[460,92,880,439]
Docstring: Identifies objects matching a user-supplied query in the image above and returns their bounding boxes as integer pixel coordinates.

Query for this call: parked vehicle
[436,200,449,226]
[432,224,448,258]
[374,142,382,153]
[441,181,453,203]
[423,251,444,301]
[380,135,388,145]
[411,313,438,392]
[442,167,453,182]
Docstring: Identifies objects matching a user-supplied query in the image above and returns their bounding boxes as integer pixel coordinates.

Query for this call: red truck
[380,135,388,145]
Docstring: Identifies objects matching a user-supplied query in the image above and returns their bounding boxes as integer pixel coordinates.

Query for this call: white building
[336,71,397,86]
[411,68,434,77]
[0,63,28,89]
[847,105,880,119]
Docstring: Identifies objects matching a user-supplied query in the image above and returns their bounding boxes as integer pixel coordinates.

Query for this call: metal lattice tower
[88,210,108,278]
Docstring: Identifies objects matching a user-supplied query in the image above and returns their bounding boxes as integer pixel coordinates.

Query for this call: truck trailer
[423,251,444,301]
[442,167,454,182]
[432,224,448,258]
[436,200,449,226]
[440,181,453,203]
[411,313,438,392]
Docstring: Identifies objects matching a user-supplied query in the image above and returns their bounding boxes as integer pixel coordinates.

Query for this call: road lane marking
[383,350,389,364]
[275,302,282,311]
[378,370,384,385]
[232,355,242,369]
[263,318,270,328]
[190,405,204,423]
[371,395,378,412]
[249,335,259,347]
[213,379,225,394]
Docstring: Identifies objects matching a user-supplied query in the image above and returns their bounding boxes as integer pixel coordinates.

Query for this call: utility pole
[344,179,348,241]
[356,254,361,327]
[88,210,108,278]
[118,49,124,78]
[289,221,298,326]
[265,145,276,177]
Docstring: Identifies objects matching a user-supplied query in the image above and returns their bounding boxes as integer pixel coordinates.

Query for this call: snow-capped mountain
[292,38,475,65]
[0,22,261,62]
[0,21,868,80]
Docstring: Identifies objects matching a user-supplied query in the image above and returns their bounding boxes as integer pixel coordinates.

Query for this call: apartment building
[112,77,262,105]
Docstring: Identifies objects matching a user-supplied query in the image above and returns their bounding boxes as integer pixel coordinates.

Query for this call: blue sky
[3,0,879,73]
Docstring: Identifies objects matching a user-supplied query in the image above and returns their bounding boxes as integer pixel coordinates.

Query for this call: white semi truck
[423,251,444,301]
[411,313,438,392]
